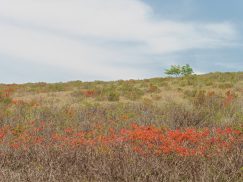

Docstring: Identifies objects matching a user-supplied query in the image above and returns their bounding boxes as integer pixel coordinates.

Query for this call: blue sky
[0,0,242,83]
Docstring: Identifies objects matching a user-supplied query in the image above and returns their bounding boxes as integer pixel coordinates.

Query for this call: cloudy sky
[0,0,243,83]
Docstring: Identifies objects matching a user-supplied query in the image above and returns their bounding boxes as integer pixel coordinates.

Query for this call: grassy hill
[0,72,242,181]
[1,72,243,127]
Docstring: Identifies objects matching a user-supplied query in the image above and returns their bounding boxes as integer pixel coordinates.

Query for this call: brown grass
[0,72,242,181]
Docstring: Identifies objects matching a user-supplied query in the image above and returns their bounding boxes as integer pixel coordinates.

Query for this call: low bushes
[0,122,242,181]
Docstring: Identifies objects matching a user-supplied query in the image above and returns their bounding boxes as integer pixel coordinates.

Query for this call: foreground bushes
[0,123,242,181]
[2,123,242,157]
[1,144,242,181]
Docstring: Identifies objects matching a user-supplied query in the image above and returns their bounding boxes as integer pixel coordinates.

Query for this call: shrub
[0,91,12,105]
[82,90,96,97]
[47,83,65,92]
[142,98,153,106]
[118,83,144,101]
[147,84,160,93]
[163,103,208,128]
[0,122,241,181]
[108,92,120,102]
[218,82,234,89]
[183,89,197,98]
[71,89,85,102]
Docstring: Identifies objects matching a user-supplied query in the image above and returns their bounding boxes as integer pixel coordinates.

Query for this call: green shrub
[118,83,144,101]
[108,92,120,101]
[47,83,65,92]
[1,97,12,105]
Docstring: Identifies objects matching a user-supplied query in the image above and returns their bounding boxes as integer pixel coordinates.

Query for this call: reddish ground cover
[0,122,241,157]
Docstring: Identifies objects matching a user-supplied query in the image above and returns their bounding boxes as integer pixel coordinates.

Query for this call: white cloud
[0,0,238,81]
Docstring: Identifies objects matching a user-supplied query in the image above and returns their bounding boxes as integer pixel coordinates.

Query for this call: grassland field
[0,72,242,181]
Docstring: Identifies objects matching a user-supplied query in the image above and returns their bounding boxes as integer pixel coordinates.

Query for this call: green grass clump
[107,92,120,101]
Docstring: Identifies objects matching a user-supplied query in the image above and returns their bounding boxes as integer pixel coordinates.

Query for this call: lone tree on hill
[164,65,181,77]
[165,64,194,77]
[181,64,194,76]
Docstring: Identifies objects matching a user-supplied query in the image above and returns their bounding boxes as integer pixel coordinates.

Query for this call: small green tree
[164,65,182,77]
[181,64,194,76]
[165,64,193,77]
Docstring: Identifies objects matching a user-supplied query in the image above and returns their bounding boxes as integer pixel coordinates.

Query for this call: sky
[0,0,243,83]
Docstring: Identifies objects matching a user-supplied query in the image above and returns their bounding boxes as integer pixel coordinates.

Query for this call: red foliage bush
[0,122,241,158]
[82,90,96,97]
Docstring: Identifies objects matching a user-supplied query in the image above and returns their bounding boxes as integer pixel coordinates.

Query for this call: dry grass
[0,72,242,181]
[0,145,242,182]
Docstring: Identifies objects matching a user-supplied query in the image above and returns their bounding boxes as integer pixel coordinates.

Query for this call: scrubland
[0,72,242,181]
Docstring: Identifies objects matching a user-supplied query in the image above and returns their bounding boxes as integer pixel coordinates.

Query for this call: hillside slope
[0,72,242,181]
